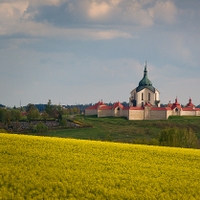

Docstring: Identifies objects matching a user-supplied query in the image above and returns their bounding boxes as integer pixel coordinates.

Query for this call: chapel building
[85,63,200,120]
[129,62,160,107]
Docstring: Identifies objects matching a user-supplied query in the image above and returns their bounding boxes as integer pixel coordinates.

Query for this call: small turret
[185,98,195,108]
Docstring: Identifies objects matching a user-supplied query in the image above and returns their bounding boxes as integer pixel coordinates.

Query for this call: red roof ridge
[85,101,105,110]
[113,101,124,109]
[151,107,168,111]
[129,106,144,110]
[185,98,195,108]
[98,105,113,110]
[144,102,152,107]
[171,97,182,110]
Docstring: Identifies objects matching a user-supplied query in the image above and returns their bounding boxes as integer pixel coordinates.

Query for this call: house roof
[182,107,196,111]
[185,98,195,108]
[86,100,200,113]
[171,98,182,110]
[113,101,124,109]
[144,102,152,107]
[129,106,144,110]
[98,105,113,110]
[85,101,105,110]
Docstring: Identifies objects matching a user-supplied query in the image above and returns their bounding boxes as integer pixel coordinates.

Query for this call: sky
[0,0,200,107]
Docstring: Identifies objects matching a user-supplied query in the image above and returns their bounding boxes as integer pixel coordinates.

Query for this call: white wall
[149,110,167,120]
[85,109,97,116]
[129,110,144,120]
[98,109,112,117]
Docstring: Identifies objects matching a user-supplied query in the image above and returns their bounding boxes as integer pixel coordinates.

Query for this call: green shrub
[159,128,198,148]
[30,122,48,133]
[59,118,67,127]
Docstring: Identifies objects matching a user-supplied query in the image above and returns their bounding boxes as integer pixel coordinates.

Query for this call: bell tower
[129,62,160,107]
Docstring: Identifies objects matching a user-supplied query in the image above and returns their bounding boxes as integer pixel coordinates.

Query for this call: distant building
[129,62,160,107]
[85,62,200,120]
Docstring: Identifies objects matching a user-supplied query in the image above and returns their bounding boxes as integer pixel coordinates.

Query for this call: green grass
[37,115,200,144]
[1,133,200,199]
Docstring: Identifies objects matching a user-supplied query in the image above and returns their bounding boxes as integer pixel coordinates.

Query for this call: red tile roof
[151,107,169,111]
[182,107,196,111]
[86,100,200,114]
[122,107,130,110]
[113,101,124,109]
[171,97,182,110]
[144,102,152,107]
[85,101,105,110]
[185,98,195,108]
[98,105,113,110]
[129,106,144,110]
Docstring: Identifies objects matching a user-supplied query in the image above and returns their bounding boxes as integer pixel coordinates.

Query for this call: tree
[11,109,22,122]
[2,109,11,126]
[45,99,52,115]
[45,99,57,118]
[26,103,37,113]
[27,107,40,121]
[41,111,49,122]
[159,128,198,148]
[182,128,198,148]
[59,118,67,127]
[35,122,48,133]
[0,108,4,122]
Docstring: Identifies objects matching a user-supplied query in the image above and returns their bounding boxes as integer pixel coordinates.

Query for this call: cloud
[0,0,195,43]
[29,0,155,27]
[25,0,176,29]
[28,0,63,7]
[88,2,111,19]
[0,0,179,41]
[0,1,28,35]
[149,1,177,23]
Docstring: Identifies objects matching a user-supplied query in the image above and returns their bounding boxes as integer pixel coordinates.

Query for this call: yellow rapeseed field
[0,133,200,199]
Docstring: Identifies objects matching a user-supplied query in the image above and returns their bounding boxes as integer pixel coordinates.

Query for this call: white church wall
[150,110,167,120]
[85,109,97,116]
[181,110,196,116]
[144,106,151,120]
[134,88,158,107]
[196,111,200,116]
[98,109,112,117]
[155,90,160,107]
[113,107,123,117]
[166,110,173,119]
[129,110,144,120]
[122,109,129,118]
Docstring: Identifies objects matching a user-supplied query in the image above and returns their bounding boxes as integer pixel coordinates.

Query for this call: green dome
[136,65,155,93]
[139,67,152,86]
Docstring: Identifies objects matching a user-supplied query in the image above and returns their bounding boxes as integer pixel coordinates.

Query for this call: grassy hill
[1,133,200,199]
[40,115,200,145]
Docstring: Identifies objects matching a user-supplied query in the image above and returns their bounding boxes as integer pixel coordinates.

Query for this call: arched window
[141,93,144,100]
[148,93,150,101]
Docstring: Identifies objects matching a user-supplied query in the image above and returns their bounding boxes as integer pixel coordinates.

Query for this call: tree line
[0,99,81,126]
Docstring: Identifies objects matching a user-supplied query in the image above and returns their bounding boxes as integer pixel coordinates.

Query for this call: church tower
[129,62,160,107]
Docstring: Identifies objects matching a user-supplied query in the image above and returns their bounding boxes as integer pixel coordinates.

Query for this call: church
[85,63,200,120]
